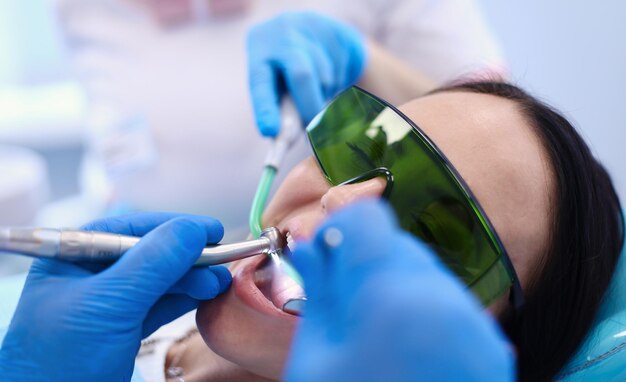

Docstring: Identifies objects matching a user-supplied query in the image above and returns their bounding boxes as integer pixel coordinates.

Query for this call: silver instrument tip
[260,227,286,253]
[0,227,61,257]
[282,297,307,316]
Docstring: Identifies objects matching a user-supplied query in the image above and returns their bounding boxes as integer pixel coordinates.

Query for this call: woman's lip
[232,254,298,320]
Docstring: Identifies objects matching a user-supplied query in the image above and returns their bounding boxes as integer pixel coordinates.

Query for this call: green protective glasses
[307,86,524,309]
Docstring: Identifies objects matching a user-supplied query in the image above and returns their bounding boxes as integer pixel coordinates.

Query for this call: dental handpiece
[0,227,285,266]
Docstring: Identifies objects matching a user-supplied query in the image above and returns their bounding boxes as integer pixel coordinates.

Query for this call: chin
[197,255,301,380]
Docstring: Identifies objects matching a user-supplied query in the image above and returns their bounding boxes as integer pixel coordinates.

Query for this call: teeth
[282,297,306,316]
[285,231,297,252]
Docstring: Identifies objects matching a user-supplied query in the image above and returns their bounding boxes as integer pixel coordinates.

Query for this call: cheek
[263,157,331,227]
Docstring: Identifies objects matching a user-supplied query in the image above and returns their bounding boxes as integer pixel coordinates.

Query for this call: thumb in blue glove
[0,213,232,382]
[247,11,367,137]
[284,200,515,382]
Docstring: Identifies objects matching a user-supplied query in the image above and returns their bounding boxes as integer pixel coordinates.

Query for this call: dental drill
[0,226,284,266]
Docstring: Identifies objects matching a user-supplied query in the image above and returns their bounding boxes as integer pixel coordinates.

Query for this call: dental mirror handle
[0,227,284,266]
[264,97,303,169]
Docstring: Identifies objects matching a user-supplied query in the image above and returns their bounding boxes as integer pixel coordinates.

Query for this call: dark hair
[434,81,625,381]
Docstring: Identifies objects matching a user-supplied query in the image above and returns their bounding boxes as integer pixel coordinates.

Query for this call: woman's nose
[321,177,387,214]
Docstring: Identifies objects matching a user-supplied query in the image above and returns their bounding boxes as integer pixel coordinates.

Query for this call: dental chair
[559,241,626,381]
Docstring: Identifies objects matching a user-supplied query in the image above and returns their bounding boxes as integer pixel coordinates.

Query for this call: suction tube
[249,166,277,239]
[249,98,305,286]
[249,98,302,239]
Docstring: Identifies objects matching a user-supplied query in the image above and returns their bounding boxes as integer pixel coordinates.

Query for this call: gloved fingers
[303,12,366,90]
[167,265,232,299]
[311,200,424,304]
[81,212,221,239]
[291,239,329,304]
[28,258,93,278]
[101,217,224,308]
[249,60,281,137]
[333,49,350,95]
[70,261,110,274]
[301,38,334,98]
[141,294,199,338]
[79,213,221,275]
[289,201,399,310]
[335,27,366,89]
[282,51,326,125]
[314,200,397,271]
[388,231,442,271]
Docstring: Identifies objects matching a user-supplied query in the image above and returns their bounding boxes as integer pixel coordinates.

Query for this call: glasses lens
[307,87,518,306]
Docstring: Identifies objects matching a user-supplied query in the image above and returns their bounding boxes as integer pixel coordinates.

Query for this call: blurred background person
[47,0,505,242]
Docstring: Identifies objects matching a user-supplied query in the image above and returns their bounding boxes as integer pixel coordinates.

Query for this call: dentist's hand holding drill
[0,202,513,381]
[0,213,232,381]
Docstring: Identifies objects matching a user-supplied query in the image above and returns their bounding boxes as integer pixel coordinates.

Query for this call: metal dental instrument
[283,297,307,316]
[0,226,284,266]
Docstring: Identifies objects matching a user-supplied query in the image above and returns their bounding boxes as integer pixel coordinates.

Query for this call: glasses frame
[309,86,525,311]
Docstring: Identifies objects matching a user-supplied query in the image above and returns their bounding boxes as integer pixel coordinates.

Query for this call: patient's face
[197,91,554,380]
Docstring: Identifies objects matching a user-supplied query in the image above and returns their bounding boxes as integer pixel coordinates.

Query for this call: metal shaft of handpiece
[0,227,283,266]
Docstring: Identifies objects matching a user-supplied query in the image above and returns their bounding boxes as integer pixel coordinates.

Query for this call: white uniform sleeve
[344,0,507,83]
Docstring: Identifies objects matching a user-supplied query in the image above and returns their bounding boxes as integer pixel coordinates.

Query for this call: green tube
[249,165,304,286]
[249,166,276,239]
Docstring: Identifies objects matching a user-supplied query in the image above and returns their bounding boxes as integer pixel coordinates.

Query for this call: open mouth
[253,249,306,316]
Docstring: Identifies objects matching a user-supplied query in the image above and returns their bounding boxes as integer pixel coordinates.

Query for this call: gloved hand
[0,213,232,382]
[285,201,515,382]
[247,11,367,137]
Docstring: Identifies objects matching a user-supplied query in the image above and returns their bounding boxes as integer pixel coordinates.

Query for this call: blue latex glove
[0,213,232,382]
[285,201,515,382]
[247,11,367,136]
